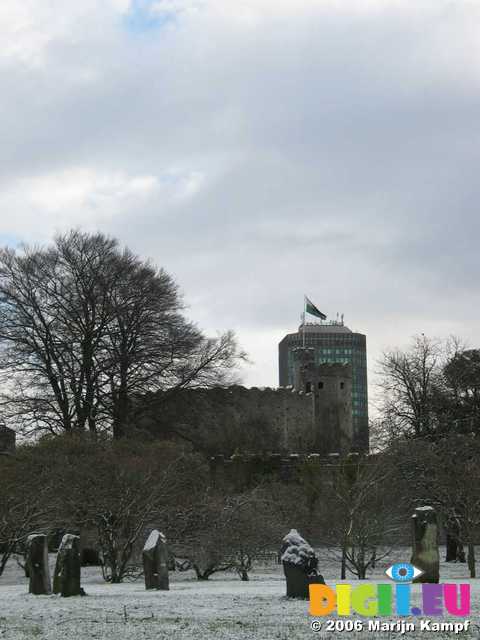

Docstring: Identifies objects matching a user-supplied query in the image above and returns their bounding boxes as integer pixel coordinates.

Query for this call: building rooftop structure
[300,321,353,334]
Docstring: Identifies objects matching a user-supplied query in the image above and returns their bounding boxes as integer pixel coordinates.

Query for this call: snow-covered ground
[0,548,478,639]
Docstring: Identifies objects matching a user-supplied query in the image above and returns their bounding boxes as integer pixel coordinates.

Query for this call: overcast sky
[1,0,480,400]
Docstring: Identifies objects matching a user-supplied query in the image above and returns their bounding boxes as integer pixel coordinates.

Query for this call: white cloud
[0,0,128,68]
[0,165,213,242]
[0,169,156,239]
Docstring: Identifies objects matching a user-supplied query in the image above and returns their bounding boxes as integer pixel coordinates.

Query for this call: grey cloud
[1,1,480,387]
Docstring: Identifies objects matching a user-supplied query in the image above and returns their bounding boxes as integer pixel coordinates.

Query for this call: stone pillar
[411,506,440,583]
[53,534,82,597]
[143,530,169,590]
[26,534,51,595]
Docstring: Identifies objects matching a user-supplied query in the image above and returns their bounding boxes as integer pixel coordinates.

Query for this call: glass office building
[278,321,368,451]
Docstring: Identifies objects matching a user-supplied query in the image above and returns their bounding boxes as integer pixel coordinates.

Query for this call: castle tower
[279,319,368,451]
[292,348,353,455]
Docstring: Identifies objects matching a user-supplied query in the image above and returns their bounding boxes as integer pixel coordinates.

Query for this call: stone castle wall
[143,385,316,453]
[145,358,356,455]
[214,386,314,451]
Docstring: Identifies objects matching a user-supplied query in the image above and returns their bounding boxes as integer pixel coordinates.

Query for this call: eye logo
[385,563,424,582]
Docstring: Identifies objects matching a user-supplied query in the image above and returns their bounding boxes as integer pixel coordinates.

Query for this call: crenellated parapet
[144,377,356,457]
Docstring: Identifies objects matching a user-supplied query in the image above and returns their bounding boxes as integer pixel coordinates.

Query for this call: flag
[305,296,326,320]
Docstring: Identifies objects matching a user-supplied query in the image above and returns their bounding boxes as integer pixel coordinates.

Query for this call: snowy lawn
[0,548,479,639]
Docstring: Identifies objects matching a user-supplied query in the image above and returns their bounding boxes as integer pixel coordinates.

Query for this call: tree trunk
[112,358,129,439]
[357,548,366,579]
[195,571,212,580]
[341,546,346,580]
[193,564,214,580]
[467,543,476,578]
[446,533,457,562]
[0,552,10,577]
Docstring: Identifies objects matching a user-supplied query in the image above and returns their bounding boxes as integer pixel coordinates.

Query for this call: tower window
[318,381,324,389]
[306,382,312,393]
[340,382,345,389]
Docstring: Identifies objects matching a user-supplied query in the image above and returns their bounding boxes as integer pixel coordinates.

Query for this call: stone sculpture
[281,529,325,598]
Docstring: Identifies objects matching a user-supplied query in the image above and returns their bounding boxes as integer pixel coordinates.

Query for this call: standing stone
[142,530,169,590]
[411,506,440,583]
[53,534,82,597]
[445,516,466,563]
[281,529,325,599]
[26,534,51,595]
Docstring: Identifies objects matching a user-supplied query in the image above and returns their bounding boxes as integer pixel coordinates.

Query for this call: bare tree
[0,230,245,438]
[0,234,118,435]
[38,435,206,583]
[0,451,51,576]
[443,347,480,436]
[322,455,405,579]
[392,435,480,578]
[377,335,443,441]
[171,489,281,581]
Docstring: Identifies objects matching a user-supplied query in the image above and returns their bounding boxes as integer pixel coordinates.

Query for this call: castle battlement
[144,369,356,457]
